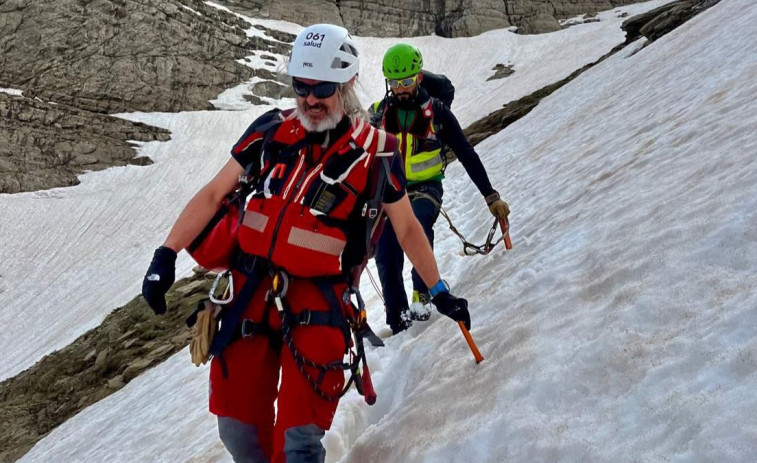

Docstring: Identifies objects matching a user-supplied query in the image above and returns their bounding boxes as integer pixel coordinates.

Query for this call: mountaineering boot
[409,290,432,321]
[390,309,413,335]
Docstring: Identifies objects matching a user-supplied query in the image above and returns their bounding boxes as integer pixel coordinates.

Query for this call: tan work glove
[190,300,219,367]
[485,191,510,220]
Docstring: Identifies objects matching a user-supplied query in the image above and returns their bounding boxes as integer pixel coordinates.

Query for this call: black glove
[142,246,177,315]
[432,291,470,330]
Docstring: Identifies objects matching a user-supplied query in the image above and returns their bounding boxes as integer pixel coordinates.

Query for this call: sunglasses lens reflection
[387,75,417,89]
[292,80,338,99]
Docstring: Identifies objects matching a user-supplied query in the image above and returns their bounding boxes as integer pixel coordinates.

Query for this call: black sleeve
[436,104,496,198]
[381,150,407,204]
[230,108,282,168]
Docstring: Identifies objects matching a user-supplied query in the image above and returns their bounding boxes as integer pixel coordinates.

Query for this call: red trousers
[209,274,348,462]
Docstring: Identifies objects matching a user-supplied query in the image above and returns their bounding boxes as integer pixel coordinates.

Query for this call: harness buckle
[298,310,312,325]
[236,253,259,275]
[240,319,257,338]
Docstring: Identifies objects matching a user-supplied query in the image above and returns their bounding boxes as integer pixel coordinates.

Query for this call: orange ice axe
[500,217,512,250]
[458,321,484,364]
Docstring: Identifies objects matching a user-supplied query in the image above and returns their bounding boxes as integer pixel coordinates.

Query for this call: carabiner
[343,287,367,329]
[209,270,234,305]
[270,270,289,298]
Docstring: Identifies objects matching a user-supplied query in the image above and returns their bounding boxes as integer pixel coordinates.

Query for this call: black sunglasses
[292,79,339,99]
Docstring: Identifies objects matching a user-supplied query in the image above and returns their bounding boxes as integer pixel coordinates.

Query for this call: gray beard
[295,106,343,133]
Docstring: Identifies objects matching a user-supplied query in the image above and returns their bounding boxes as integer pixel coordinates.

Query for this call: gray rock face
[0,0,272,114]
[0,0,651,194]
[623,0,721,43]
[0,93,170,193]
[0,0,293,193]
[214,0,647,37]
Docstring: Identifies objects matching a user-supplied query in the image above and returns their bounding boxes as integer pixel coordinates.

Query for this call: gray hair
[338,80,369,123]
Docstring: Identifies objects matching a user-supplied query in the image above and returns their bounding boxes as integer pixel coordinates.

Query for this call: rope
[409,191,507,256]
[367,268,385,304]
[280,313,359,403]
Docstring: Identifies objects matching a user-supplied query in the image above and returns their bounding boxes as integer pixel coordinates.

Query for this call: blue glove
[432,291,470,330]
[142,246,177,315]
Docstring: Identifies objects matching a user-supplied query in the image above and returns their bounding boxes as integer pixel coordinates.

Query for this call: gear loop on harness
[297,309,312,325]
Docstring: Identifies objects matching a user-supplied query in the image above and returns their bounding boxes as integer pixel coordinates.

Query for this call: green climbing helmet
[382,43,423,79]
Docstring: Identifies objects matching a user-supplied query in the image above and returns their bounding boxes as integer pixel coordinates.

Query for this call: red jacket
[232,110,402,278]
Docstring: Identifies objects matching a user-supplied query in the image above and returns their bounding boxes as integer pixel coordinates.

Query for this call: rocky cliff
[0,0,293,193]
[0,0,271,114]
[0,0,658,194]
[0,93,170,193]
[216,0,647,37]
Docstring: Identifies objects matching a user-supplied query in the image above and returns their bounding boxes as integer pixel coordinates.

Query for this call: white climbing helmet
[287,24,359,83]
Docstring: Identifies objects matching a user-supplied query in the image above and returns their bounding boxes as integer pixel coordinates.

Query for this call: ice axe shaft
[361,363,377,405]
[500,218,512,250]
[355,331,377,405]
[458,321,484,363]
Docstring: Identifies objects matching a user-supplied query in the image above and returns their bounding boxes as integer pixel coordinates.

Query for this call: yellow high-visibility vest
[371,99,444,182]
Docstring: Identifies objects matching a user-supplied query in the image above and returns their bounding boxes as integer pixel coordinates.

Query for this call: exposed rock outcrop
[0,269,216,463]
[214,0,647,37]
[0,0,277,114]
[0,93,170,193]
[487,63,516,81]
[0,0,294,193]
[622,0,721,43]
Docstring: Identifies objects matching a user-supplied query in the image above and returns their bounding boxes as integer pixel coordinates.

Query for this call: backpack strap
[429,97,450,171]
[369,99,389,128]
[187,113,287,254]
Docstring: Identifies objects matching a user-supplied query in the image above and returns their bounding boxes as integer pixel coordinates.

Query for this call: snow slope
[0,0,667,382]
[9,0,757,461]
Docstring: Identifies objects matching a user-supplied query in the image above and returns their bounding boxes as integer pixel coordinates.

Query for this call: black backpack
[420,70,455,108]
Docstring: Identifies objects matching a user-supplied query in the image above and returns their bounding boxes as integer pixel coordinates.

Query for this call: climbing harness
[270,269,377,404]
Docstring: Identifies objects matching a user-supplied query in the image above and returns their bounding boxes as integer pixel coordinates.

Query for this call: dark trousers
[375,181,443,332]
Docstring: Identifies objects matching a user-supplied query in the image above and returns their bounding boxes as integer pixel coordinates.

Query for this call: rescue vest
[233,110,398,278]
[371,97,445,182]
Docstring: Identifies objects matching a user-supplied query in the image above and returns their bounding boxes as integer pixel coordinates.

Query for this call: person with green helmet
[369,43,510,334]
